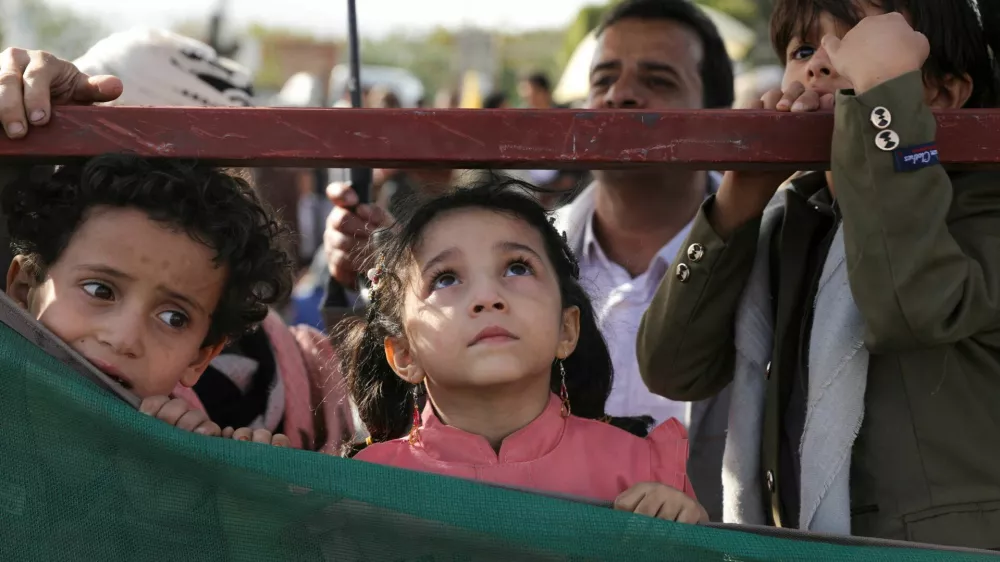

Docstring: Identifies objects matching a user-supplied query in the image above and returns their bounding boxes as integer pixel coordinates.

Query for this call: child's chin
[464,361,538,387]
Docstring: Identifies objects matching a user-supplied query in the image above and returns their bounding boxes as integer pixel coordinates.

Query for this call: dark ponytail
[338,174,653,455]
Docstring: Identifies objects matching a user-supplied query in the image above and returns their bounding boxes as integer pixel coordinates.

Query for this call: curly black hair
[2,153,293,346]
[337,174,653,449]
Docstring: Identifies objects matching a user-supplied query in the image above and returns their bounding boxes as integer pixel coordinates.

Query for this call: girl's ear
[385,336,426,384]
[555,305,581,360]
[925,72,973,110]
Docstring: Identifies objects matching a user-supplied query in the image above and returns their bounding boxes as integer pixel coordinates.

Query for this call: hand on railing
[0,48,122,140]
[613,482,709,524]
[139,395,222,437]
[323,181,393,289]
[710,82,830,239]
[222,426,291,448]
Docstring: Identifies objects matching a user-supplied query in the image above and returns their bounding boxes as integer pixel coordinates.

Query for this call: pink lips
[469,326,519,346]
[88,358,132,389]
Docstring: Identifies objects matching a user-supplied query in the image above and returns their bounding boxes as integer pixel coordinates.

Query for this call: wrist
[849,65,921,95]
[711,174,776,238]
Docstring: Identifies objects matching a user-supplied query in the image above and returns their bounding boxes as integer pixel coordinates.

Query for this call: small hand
[752,81,835,114]
[614,482,709,524]
[139,396,221,436]
[823,12,929,94]
[0,47,122,139]
[223,426,291,448]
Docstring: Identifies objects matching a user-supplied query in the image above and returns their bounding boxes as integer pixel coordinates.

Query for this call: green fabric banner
[0,320,994,561]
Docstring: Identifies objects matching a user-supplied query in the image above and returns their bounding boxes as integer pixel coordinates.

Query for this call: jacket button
[687,243,705,262]
[875,129,900,151]
[765,361,771,380]
[766,470,775,493]
[675,262,691,282]
[870,106,892,129]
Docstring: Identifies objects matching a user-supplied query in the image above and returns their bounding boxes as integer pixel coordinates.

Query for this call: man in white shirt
[322,0,734,520]
[549,0,733,520]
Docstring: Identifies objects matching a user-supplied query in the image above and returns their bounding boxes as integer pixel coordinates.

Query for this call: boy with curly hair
[3,154,294,443]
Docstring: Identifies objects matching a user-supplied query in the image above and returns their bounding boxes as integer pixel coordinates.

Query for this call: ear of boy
[924,73,974,110]
[384,337,426,384]
[179,338,227,388]
[7,255,38,309]
[822,12,930,95]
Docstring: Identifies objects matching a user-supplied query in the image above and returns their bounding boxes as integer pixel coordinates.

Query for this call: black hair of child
[2,153,294,346]
[597,0,736,109]
[337,175,654,450]
[771,0,1000,108]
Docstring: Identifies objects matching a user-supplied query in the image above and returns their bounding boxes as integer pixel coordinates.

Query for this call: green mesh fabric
[0,322,994,562]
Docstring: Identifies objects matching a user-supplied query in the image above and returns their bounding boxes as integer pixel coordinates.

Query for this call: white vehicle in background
[273,64,424,108]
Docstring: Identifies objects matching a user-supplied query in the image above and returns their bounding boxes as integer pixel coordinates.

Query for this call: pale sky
[45,0,596,38]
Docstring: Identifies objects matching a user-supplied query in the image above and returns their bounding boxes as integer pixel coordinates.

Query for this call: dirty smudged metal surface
[1,106,999,169]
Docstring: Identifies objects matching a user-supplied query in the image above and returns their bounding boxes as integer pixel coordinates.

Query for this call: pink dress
[355,393,695,503]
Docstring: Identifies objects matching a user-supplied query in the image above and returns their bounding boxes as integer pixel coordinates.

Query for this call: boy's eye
[157,310,189,329]
[82,282,114,301]
[791,45,816,61]
[430,272,459,291]
[504,261,533,277]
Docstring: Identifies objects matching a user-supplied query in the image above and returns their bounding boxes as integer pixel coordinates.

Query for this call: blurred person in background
[483,91,509,109]
[368,85,402,109]
[0,31,356,453]
[434,87,461,109]
[518,71,557,109]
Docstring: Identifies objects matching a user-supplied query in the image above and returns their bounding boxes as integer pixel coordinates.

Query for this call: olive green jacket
[637,71,1000,549]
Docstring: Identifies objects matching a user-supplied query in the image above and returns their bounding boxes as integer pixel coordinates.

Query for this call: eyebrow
[591,60,681,79]
[496,241,545,263]
[76,263,207,315]
[419,241,546,275]
[421,248,458,276]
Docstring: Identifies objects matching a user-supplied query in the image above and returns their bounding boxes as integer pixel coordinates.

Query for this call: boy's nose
[98,317,144,358]
[806,47,838,82]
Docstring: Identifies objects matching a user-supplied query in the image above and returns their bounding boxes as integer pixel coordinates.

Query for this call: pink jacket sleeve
[646,417,697,500]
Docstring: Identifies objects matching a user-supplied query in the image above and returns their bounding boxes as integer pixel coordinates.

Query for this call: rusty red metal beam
[0,105,999,169]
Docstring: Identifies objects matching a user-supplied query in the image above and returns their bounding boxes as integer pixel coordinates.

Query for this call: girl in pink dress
[338,177,708,523]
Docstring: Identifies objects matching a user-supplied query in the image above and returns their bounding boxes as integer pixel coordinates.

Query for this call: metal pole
[347,0,371,203]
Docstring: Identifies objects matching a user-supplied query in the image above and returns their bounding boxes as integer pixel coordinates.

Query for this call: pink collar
[415,394,566,464]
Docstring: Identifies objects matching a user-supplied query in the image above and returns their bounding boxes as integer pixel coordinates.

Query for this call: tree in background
[0,0,107,58]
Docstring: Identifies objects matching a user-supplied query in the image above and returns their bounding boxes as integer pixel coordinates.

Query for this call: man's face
[586,18,705,110]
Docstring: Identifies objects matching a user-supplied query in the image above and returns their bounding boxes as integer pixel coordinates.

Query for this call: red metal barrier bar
[1,106,999,169]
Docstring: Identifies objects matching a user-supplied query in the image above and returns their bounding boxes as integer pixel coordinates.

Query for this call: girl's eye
[791,45,816,61]
[157,310,189,329]
[430,272,459,291]
[505,261,533,277]
[82,282,114,301]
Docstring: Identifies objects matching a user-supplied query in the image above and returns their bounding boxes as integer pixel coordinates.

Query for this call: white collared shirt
[579,214,693,427]
[575,174,719,427]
